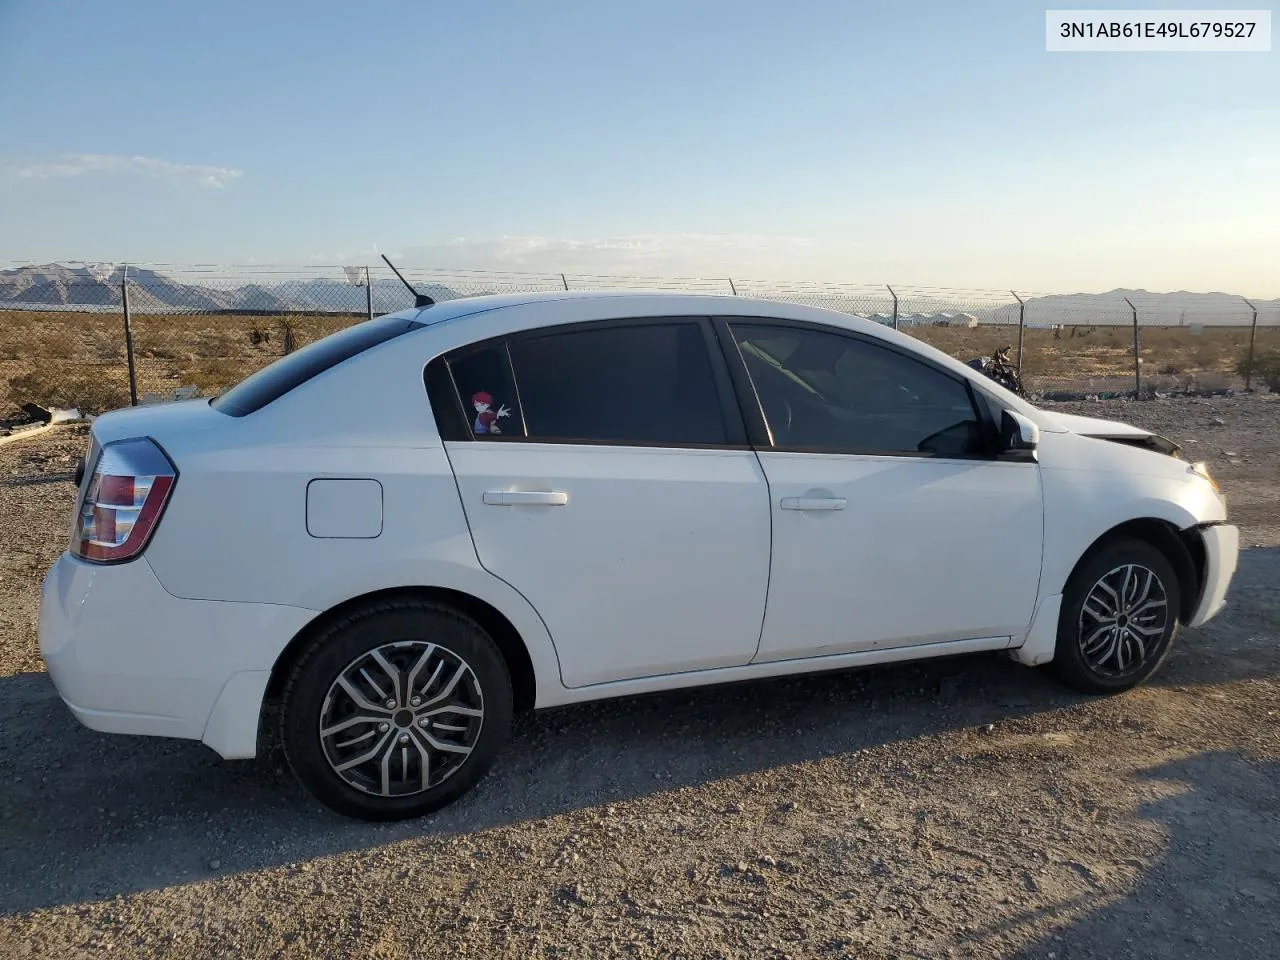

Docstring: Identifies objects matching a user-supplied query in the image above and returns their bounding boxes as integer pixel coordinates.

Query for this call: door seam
[439,440,568,687]
[748,446,774,664]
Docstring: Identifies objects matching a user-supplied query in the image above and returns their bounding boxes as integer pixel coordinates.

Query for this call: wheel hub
[318,640,485,798]
[1078,563,1169,678]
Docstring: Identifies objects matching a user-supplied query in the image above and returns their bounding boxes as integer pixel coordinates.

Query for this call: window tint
[212,316,424,417]
[731,324,984,456]
[449,344,521,437]
[506,322,727,445]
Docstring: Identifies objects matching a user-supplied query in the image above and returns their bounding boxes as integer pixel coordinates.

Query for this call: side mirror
[1000,409,1039,454]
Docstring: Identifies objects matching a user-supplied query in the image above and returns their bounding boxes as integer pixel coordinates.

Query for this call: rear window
[211,316,425,417]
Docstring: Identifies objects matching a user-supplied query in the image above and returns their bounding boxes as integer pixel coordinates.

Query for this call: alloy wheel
[1077,563,1169,678]
[318,641,485,797]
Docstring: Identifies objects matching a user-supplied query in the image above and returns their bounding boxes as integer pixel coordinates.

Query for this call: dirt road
[1,396,1277,959]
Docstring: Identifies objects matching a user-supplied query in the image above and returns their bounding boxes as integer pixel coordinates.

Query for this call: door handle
[779,496,847,511]
[482,490,569,506]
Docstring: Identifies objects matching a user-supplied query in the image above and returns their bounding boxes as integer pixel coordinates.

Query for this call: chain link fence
[2,261,1277,418]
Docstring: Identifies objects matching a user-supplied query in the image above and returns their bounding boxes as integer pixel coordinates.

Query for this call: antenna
[380,254,434,307]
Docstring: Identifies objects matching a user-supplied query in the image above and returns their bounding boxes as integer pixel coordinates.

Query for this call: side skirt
[538,636,1014,708]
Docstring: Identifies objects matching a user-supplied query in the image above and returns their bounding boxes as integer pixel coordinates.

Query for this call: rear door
[434,317,772,688]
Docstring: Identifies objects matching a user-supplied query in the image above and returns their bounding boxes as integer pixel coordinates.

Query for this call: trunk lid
[90,398,228,448]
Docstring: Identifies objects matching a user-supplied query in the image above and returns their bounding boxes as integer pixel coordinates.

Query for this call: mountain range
[0,263,1274,324]
[0,263,468,315]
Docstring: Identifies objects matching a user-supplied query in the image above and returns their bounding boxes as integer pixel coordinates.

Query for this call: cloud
[395,233,828,279]
[8,153,242,188]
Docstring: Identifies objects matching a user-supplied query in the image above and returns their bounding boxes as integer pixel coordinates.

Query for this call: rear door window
[438,320,732,446]
[509,322,728,445]
[448,344,521,437]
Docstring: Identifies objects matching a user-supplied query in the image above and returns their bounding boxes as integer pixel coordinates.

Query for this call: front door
[723,321,1044,662]
[441,318,772,688]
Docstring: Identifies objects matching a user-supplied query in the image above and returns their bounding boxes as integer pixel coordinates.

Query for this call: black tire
[280,600,513,821]
[1050,538,1181,694]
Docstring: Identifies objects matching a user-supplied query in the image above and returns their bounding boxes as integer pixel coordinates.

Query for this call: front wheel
[280,600,513,821]
[1051,539,1181,694]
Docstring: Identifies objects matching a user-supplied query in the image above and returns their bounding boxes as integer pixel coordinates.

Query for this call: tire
[280,600,513,821]
[1050,538,1181,694]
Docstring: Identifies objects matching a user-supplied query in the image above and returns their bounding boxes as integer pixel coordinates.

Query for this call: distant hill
[0,263,466,314]
[0,264,1274,324]
[1005,289,1279,326]
[273,277,471,315]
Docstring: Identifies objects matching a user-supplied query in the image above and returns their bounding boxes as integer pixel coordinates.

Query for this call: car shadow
[0,549,1275,917]
[0,471,76,488]
[0,653,1088,916]
[991,750,1280,959]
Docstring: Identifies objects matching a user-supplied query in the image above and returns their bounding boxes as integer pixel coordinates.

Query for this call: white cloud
[8,153,242,188]
[395,233,829,279]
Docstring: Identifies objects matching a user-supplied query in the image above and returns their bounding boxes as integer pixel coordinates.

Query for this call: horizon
[4,260,1277,329]
[2,259,1277,305]
[1,1,1277,297]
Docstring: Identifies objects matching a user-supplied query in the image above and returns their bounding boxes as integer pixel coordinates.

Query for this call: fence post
[728,278,738,296]
[1243,297,1258,391]
[120,265,138,407]
[887,285,898,331]
[1011,290,1026,371]
[1125,296,1140,399]
[561,274,569,291]
[365,265,374,323]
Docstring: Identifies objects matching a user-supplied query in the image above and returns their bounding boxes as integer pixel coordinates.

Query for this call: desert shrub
[140,344,181,360]
[191,330,242,359]
[33,330,81,357]
[1158,361,1183,376]
[91,331,123,361]
[1185,339,1225,369]
[177,356,253,393]
[7,367,130,414]
[1237,348,1280,391]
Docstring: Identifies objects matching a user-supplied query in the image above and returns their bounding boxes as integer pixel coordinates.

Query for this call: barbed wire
[2,260,1277,416]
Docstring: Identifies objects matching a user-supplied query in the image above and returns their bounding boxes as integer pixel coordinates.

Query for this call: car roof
[412,289,757,324]
[404,289,909,341]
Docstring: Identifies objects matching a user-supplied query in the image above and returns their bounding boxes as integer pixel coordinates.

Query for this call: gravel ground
[0,397,1277,960]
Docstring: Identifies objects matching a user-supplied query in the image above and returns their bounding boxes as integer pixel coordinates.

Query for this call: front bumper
[1187,523,1239,628]
[39,552,314,758]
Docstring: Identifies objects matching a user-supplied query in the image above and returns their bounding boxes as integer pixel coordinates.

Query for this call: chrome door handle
[779,496,847,511]
[482,490,569,506]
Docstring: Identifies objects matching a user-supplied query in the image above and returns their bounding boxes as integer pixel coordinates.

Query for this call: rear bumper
[39,552,314,758]
[1187,523,1239,628]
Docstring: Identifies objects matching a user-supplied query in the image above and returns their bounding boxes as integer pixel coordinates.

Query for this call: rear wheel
[280,601,513,821]
[1051,539,1181,693]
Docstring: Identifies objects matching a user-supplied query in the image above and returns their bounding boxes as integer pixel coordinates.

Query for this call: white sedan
[39,292,1239,820]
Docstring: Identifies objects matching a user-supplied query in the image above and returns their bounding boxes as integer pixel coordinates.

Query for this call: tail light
[72,438,177,563]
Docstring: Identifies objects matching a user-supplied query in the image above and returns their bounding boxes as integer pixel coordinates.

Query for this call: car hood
[1043,410,1183,458]
[1046,411,1154,439]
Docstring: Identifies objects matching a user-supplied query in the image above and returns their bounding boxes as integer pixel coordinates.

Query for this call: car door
[719,319,1044,663]
[434,317,772,688]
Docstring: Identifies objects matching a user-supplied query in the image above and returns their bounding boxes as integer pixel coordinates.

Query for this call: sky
[0,0,1276,296]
